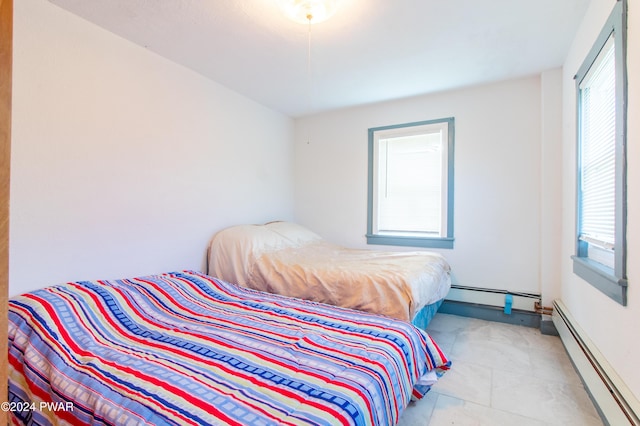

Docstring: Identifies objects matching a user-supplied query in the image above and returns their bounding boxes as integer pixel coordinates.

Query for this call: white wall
[10,0,295,295]
[540,69,563,306]
[294,76,550,297]
[561,0,640,402]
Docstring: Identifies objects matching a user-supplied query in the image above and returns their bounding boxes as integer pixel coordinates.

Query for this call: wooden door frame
[0,0,12,406]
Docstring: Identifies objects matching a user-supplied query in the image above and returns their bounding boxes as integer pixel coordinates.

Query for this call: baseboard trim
[439,300,541,328]
[553,300,640,426]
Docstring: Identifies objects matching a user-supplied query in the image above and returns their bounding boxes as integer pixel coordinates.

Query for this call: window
[572,0,627,305]
[367,117,454,248]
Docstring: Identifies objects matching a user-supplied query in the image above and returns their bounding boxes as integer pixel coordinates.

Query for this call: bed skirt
[412,299,444,330]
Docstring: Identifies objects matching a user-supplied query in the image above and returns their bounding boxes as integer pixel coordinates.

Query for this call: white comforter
[207,222,451,322]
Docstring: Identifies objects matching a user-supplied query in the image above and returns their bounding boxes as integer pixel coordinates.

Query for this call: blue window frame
[366,117,455,249]
[572,0,627,305]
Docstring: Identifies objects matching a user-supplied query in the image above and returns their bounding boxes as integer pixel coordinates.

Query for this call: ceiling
[48,0,592,118]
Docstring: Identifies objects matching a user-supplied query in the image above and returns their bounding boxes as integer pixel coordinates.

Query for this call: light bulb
[278,0,340,24]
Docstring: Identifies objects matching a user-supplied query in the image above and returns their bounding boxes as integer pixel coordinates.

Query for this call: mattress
[208,222,451,323]
[8,271,450,425]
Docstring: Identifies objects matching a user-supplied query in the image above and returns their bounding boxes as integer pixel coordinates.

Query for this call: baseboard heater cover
[439,300,541,328]
[552,300,640,426]
[447,284,540,312]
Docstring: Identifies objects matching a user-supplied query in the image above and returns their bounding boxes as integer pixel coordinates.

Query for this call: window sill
[571,255,627,306]
[366,234,454,249]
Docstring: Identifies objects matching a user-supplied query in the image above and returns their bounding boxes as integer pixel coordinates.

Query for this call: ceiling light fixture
[278,0,340,24]
[278,0,339,142]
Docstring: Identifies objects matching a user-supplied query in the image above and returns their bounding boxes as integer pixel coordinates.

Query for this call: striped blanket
[8,271,450,425]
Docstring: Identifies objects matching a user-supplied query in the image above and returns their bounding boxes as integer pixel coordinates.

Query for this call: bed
[8,270,450,426]
[207,222,451,328]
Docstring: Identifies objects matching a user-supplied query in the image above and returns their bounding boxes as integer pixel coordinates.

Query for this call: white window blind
[377,131,444,235]
[579,35,616,250]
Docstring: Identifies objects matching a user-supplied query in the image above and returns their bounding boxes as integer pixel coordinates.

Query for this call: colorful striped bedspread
[8,271,450,426]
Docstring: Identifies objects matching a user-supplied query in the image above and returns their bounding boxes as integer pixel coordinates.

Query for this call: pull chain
[306,14,312,144]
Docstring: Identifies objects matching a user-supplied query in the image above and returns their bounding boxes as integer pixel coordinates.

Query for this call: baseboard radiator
[440,285,552,330]
[553,300,640,425]
[447,285,541,312]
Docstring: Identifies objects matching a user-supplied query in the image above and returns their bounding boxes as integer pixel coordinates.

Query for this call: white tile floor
[398,313,603,426]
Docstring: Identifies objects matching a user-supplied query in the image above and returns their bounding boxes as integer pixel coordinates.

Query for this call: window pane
[377,132,442,234]
[579,35,616,248]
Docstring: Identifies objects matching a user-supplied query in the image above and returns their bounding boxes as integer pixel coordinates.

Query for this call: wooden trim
[0,0,12,407]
